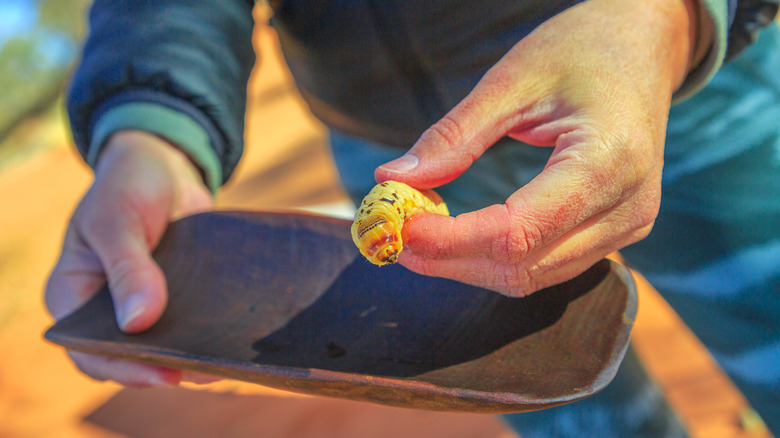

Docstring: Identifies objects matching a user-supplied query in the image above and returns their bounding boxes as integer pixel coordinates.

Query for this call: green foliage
[37,0,90,37]
[0,0,90,141]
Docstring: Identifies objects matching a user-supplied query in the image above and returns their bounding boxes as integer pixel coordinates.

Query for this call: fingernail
[381,154,418,173]
[118,295,146,330]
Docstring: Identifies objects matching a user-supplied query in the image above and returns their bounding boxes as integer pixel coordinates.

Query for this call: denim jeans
[328,24,780,436]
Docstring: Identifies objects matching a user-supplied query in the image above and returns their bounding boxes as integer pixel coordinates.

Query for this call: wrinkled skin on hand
[45,131,216,387]
[376,0,697,297]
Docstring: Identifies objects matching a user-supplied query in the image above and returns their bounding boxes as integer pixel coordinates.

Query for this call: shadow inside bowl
[250,256,604,377]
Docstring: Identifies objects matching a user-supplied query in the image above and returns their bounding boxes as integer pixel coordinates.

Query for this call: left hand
[375,0,699,296]
[46,131,216,386]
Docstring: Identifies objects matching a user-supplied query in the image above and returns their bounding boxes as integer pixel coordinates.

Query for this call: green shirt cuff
[673,0,729,102]
[89,103,223,193]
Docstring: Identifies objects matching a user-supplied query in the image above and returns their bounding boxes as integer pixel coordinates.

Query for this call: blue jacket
[66,0,777,191]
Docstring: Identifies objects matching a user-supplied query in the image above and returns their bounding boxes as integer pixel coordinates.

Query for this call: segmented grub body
[351,181,449,266]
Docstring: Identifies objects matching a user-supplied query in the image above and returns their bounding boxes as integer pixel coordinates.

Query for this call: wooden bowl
[46,211,637,413]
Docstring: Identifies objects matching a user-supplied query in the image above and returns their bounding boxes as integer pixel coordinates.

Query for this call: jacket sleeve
[66,0,256,191]
[726,0,779,60]
[675,0,778,101]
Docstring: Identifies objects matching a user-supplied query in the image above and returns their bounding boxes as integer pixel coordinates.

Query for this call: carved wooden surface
[46,211,637,413]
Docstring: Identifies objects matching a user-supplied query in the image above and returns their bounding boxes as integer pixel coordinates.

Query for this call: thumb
[80,208,168,333]
[75,160,174,333]
[375,57,537,188]
[375,115,501,189]
[76,132,198,333]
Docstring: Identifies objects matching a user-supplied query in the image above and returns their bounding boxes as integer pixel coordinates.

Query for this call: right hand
[375,0,696,297]
[46,130,214,387]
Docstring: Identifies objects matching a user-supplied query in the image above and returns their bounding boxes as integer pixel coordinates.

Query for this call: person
[46,0,780,435]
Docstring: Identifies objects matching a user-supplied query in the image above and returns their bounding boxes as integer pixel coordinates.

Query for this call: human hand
[46,130,214,386]
[375,0,699,296]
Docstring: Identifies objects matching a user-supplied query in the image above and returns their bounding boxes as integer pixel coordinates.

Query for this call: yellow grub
[351,181,449,266]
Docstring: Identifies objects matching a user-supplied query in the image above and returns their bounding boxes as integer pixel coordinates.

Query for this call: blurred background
[0,1,773,437]
[0,0,87,167]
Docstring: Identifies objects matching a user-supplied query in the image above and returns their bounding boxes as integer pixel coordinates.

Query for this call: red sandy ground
[0,7,770,438]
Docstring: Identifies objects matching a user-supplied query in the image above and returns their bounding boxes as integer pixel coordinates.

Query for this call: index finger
[403,152,620,263]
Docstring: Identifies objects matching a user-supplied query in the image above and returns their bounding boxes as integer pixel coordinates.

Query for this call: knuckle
[629,183,661,233]
[424,115,464,150]
[582,128,661,207]
[636,203,659,230]
[629,223,655,245]
[635,224,653,241]
[75,187,133,230]
[492,229,530,263]
[493,206,542,263]
[496,264,536,298]
[104,257,153,296]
